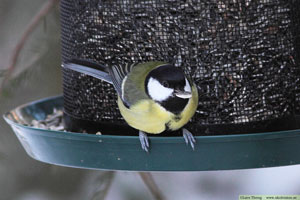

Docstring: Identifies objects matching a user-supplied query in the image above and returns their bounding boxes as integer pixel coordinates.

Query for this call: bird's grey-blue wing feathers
[108,63,136,97]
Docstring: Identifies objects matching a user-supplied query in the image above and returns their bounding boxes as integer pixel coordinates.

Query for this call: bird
[63,60,199,152]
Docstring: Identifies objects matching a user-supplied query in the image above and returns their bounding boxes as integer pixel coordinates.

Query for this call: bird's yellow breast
[117,84,198,134]
[118,97,171,134]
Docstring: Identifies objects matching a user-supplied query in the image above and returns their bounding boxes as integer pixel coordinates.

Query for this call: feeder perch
[4,0,300,171]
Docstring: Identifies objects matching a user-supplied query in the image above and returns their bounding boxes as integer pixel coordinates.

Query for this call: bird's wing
[108,63,136,98]
[62,59,112,84]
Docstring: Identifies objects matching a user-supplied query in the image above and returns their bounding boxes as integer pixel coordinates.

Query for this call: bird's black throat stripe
[161,97,189,115]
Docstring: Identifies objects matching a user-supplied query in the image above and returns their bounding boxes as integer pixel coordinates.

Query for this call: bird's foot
[182,128,196,150]
[139,131,149,152]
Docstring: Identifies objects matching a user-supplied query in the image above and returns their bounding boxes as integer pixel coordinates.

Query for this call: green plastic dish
[3,96,300,171]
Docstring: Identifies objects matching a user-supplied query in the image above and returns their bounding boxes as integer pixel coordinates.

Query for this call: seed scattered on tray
[31,109,65,131]
[29,109,104,134]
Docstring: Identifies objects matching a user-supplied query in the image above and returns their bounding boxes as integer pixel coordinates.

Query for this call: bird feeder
[4,0,300,171]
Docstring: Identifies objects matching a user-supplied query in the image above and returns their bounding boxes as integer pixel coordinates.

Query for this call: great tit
[63,60,199,152]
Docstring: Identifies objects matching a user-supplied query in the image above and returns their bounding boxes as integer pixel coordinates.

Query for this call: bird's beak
[174,90,192,99]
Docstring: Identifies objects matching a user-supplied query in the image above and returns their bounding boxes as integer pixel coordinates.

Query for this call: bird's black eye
[162,81,169,88]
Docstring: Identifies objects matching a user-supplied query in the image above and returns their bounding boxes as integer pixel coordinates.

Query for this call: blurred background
[1,0,300,199]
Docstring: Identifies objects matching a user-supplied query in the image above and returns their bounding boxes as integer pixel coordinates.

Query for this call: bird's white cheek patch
[184,78,191,93]
[147,78,173,102]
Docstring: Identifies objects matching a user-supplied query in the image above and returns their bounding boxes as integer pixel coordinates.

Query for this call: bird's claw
[182,128,196,150]
[139,131,149,152]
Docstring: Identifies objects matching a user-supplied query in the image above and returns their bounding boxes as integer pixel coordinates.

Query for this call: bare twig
[0,0,60,97]
[91,171,115,200]
[139,172,165,200]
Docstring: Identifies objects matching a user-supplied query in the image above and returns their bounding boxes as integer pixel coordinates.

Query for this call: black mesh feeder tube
[4,0,300,171]
[61,0,300,135]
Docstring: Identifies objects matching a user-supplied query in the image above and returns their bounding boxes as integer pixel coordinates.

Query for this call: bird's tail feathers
[62,59,112,84]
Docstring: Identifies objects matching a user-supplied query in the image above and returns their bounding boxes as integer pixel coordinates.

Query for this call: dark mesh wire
[61,0,300,135]
[292,2,300,115]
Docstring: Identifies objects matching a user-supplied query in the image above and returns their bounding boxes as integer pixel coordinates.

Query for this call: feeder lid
[3,95,300,171]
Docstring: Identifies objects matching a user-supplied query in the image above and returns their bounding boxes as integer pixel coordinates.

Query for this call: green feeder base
[3,96,300,171]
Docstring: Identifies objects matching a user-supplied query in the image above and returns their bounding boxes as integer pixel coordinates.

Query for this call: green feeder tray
[3,96,300,171]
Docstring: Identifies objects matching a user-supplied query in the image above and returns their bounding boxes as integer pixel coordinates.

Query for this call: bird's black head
[145,64,192,114]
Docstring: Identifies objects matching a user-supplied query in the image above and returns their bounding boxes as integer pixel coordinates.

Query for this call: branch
[91,171,115,200]
[139,172,165,200]
[0,0,60,96]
